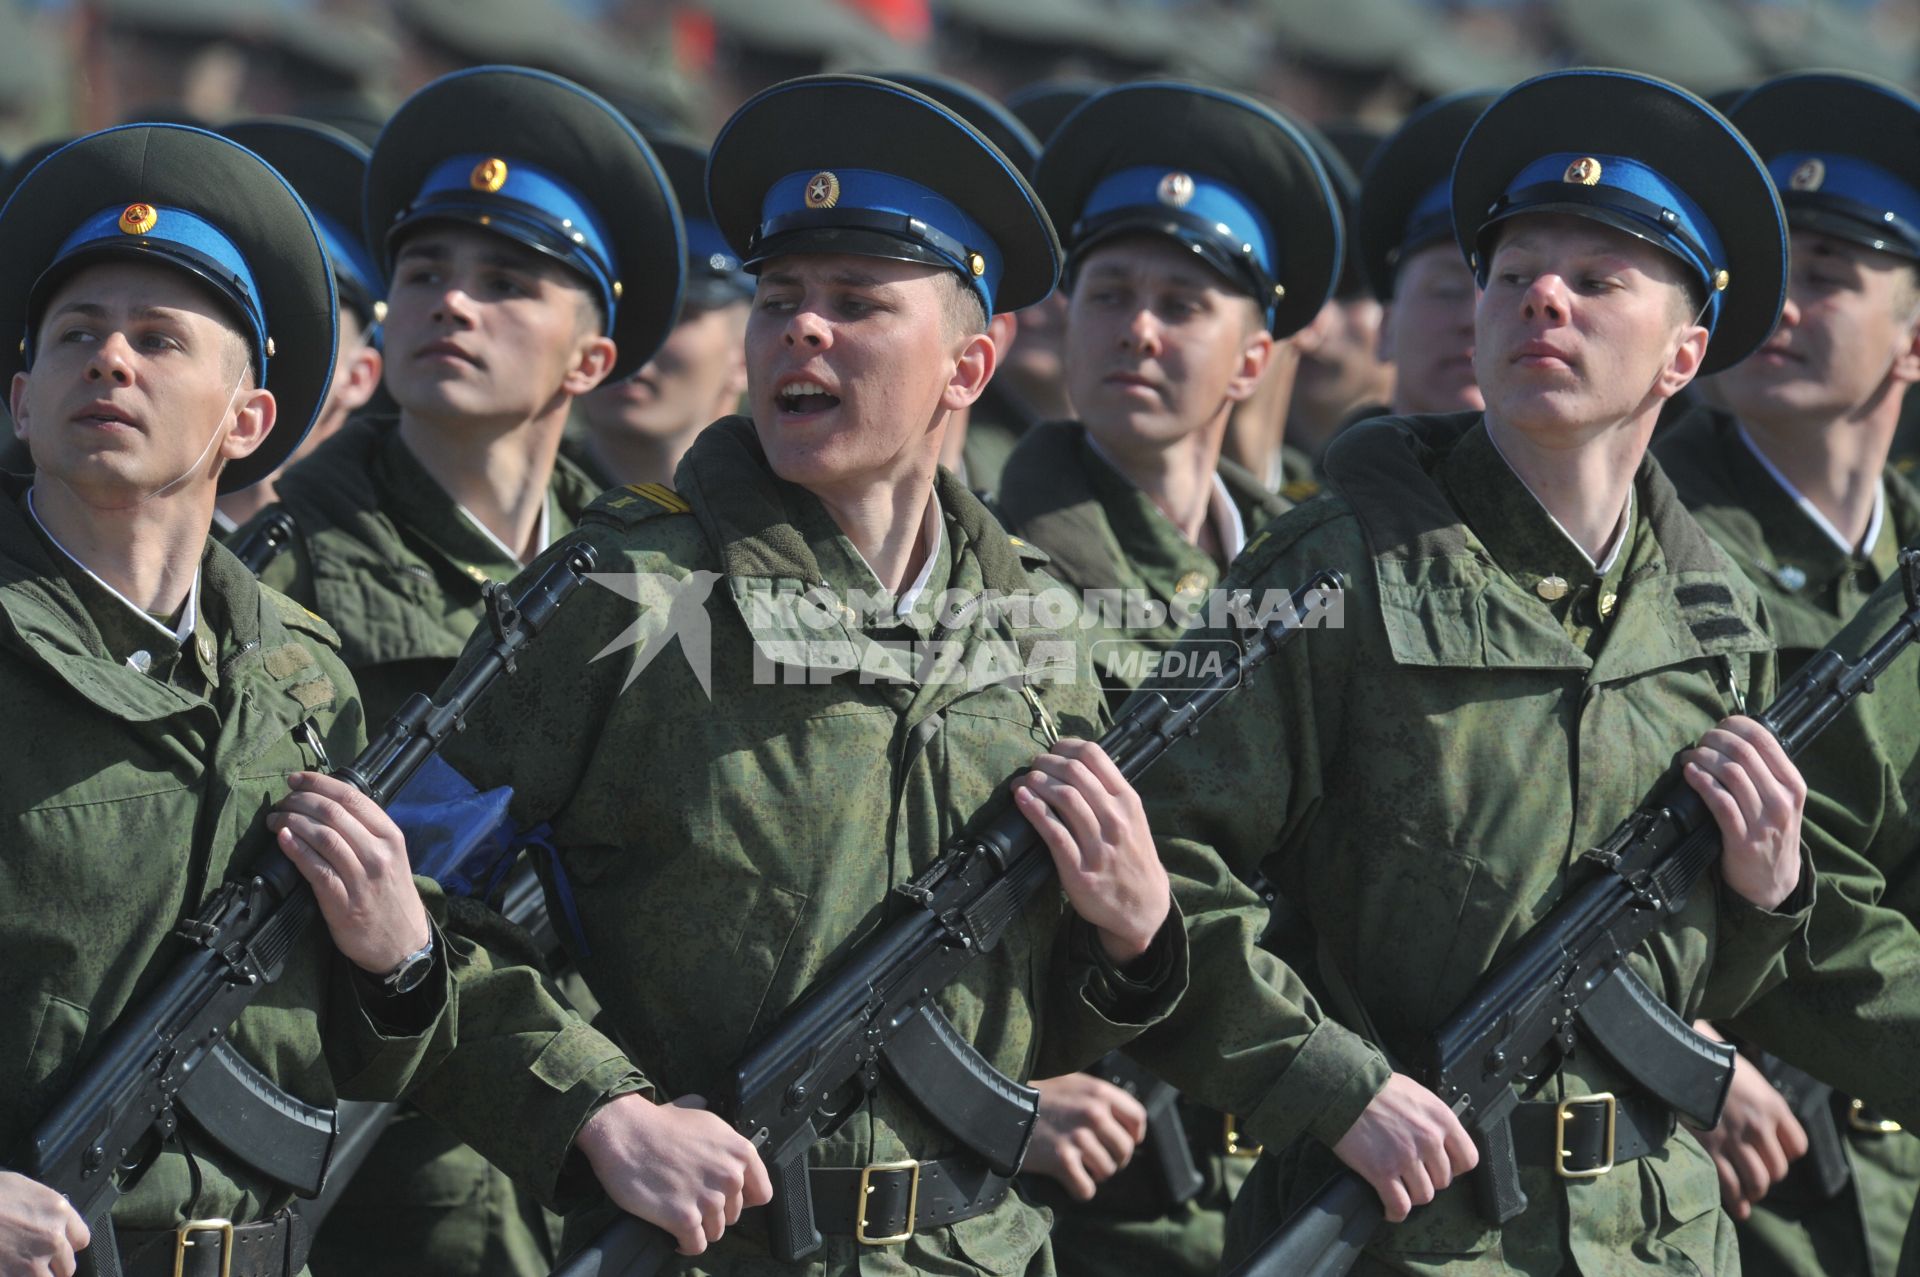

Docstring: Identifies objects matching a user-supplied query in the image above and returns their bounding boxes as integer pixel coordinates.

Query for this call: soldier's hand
[0,1171,88,1277]
[1683,716,1806,911]
[269,771,432,976]
[1686,1047,1807,1219]
[1013,738,1171,964]
[1332,1073,1478,1222]
[574,1093,771,1256]
[1023,1073,1150,1200]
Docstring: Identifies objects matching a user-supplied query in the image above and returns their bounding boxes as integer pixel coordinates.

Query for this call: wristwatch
[379,931,436,995]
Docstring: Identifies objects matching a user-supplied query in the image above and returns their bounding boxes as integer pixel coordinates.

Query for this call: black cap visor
[1065,211,1279,313]
[1782,195,1920,263]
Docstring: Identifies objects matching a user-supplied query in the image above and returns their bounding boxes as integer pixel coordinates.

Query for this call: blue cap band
[685,218,752,296]
[33,203,268,381]
[1489,151,1727,331]
[1078,165,1279,285]
[310,208,383,314]
[753,168,1002,315]
[1767,151,1920,258]
[1400,179,1454,259]
[398,153,620,327]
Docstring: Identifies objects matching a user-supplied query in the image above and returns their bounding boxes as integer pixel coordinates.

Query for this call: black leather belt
[810,1158,1009,1244]
[118,1207,310,1277]
[1510,1092,1675,1178]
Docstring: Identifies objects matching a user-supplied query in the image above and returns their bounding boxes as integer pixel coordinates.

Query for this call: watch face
[390,949,433,995]
[386,933,435,995]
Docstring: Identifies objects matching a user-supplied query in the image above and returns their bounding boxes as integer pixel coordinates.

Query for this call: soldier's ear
[9,371,29,438]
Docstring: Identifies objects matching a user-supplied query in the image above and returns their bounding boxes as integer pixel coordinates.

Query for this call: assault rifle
[20,545,599,1277]
[556,569,1348,1277]
[1231,547,1920,1277]
[231,508,297,575]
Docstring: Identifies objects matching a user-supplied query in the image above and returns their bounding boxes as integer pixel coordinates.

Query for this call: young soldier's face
[12,260,271,504]
[1704,229,1920,428]
[746,253,986,492]
[1474,214,1707,438]
[382,224,610,427]
[1064,236,1271,455]
[582,299,747,443]
[1381,243,1483,415]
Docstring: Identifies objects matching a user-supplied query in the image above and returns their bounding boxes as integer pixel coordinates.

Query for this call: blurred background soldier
[564,134,752,492]
[234,65,686,1277]
[1654,70,1920,1277]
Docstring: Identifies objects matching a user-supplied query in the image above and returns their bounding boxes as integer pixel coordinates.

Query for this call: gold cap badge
[1713,269,1730,292]
[805,171,840,210]
[118,203,158,235]
[1156,171,1195,208]
[470,158,509,193]
[1789,158,1825,192]
[967,252,986,277]
[1563,157,1602,187]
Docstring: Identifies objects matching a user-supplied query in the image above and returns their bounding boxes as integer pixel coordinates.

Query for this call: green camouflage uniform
[1730,569,1920,1271]
[1657,404,1920,1277]
[993,418,1284,1276]
[0,479,620,1273]
[1657,406,1920,673]
[237,417,606,726]
[958,384,1038,500]
[1108,413,1812,1275]
[997,421,1288,707]
[233,417,609,1277]
[436,416,1190,1275]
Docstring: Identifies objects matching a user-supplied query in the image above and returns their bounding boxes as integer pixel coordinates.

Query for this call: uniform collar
[1734,421,1885,558]
[1441,420,1628,598]
[27,485,201,661]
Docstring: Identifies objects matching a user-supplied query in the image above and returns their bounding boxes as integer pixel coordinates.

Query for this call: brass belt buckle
[1849,1098,1904,1135]
[1223,1113,1263,1159]
[855,1160,921,1246]
[1555,1093,1617,1179]
[174,1218,234,1277]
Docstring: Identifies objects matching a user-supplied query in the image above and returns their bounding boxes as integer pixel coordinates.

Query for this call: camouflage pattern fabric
[1111,414,1811,1275]
[435,415,1191,1275]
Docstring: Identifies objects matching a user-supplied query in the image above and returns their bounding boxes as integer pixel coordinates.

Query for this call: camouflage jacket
[0,480,460,1233]
[436,416,1190,1275]
[1730,566,1920,1127]
[1656,405,1920,674]
[1123,414,1812,1274]
[234,417,607,725]
[997,421,1288,704]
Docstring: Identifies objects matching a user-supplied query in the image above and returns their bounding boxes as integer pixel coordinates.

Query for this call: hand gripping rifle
[555,569,1347,1277]
[1232,547,1920,1277]
[19,545,599,1277]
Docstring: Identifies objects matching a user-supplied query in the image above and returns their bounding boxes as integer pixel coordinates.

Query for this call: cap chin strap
[46,364,254,513]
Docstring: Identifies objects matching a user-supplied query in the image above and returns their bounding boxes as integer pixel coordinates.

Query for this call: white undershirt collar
[1486,428,1634,574]
[1736,424,1885,557]
[457,496,552,567]
[1085,434,1245,561]
[27,486,199,648]
[849,490,944,619]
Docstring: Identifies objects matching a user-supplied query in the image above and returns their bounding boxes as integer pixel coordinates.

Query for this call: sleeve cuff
[1074,901,1189,1028]
[1243,1016,1392,1151]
